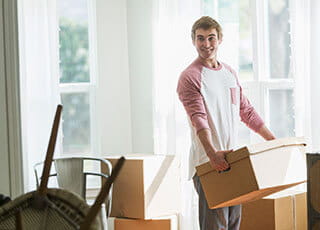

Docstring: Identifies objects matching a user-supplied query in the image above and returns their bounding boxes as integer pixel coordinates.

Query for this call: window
[202,0,304,145]
[58,0,97,155]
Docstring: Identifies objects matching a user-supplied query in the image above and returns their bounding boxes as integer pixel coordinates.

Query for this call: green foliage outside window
[59,18,90,83]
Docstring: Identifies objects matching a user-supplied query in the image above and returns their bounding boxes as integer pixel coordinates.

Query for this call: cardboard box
[240,192,307,230]
[306,153,320,230]
[102,155,180,219]
[295,192,307,230]
[109,215,178,230]
[196,137,307,209]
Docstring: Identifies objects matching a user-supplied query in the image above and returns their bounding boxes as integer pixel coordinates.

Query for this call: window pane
[58,0,90,83]
[269,89,294,138]
[61,92,91,154]
[239,0,253,81]
[268,0,291,78]
[203,0,215,16]
[218,0,238,22]
[214,0,253,81]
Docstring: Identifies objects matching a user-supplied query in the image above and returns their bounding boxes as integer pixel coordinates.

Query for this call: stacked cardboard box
[240,191,307,230]
[196,137,307,209]
[102,155,180,230]
[107,215,178,230]
[307,153,320,229]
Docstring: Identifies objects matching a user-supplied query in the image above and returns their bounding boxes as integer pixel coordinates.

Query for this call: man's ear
[218,39,222,45]
[192,39,195,46]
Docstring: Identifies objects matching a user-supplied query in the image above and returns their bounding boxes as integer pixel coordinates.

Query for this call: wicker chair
[0,105,123,230]
[0,189,101,230]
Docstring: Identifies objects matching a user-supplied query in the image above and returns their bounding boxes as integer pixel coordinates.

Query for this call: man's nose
[203,39,210,47]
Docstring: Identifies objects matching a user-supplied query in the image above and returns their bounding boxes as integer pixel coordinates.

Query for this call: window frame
[58,0,99,156]
[244,0,301,142]
[202,0,309,143]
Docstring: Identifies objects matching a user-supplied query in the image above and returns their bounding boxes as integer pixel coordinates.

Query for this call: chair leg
[80,157,125,230]
[100,204,108,230]
[15,209,23,230]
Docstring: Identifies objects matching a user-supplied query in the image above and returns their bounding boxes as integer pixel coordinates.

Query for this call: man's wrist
[206,148,217,157]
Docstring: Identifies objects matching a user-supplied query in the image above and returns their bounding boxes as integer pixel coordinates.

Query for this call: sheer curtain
[152,1,202,229]
[290,0,312,148]
[310,0,320,152]
[18,0,60,192]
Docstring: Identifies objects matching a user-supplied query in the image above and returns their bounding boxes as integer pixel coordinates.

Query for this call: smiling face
[193,28,222,61]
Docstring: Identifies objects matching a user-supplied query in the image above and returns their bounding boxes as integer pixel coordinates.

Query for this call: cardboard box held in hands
[196,137,307,209]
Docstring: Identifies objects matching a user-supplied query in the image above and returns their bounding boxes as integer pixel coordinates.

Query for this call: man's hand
[257,125,276,141]
[197,129,232,172]
[207,150,233,172]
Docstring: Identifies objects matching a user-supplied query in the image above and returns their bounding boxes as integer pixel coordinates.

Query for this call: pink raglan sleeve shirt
[223,64,265,132]
[239,88,264,132]
[177,70,210,133]
[177,64,265,134]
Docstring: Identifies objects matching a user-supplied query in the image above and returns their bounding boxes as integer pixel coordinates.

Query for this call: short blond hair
[191,16,223,41]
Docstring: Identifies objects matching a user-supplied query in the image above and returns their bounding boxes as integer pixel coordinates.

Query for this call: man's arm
[197,129,232,172]
[225,64,276,142]
[177,72,230,172]
[257,125,276,141]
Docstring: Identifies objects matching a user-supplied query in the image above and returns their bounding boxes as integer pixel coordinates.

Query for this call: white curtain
[309,0,320,152]
[152,1,202,229]
[18,0,60,192]
[289,0,312,149]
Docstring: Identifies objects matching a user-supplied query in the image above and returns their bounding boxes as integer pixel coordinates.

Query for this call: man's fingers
[219,167,231,173]
[210,155,230,171]
[217,161,229,171]
[223,149,233,155]
[220,158,229,167]
[211,163,224,172]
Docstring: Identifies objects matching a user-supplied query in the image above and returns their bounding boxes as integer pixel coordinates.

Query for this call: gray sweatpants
[193,175,242,230]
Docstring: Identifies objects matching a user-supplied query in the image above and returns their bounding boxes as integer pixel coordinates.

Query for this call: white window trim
[244,0,309,143]
[87,0,100,156]
[251,0,270,81]
[58,0,99,156]
[199,0,310,144]
[1,0,24,197]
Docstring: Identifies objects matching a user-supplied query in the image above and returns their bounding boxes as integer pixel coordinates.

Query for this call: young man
[177,16,275,230]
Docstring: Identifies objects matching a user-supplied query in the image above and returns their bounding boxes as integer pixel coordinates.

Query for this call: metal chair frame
[33,157,113,215]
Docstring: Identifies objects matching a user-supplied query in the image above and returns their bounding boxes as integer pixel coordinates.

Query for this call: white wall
[126,0,154,153]
[96,0,155,155]
[310,0,320,152]
[96,0,133,155]
[0,0,11,196]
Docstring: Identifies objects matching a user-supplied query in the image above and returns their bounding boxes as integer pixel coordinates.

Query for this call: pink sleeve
[239,87,264,132]
[223,63,264,132]
[177,71,210,133]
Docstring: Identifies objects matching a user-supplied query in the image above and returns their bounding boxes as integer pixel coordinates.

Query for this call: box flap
[265,189,306,199]
[211,181,305,209]
[247,137,307,155]
[196,147,249,176]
